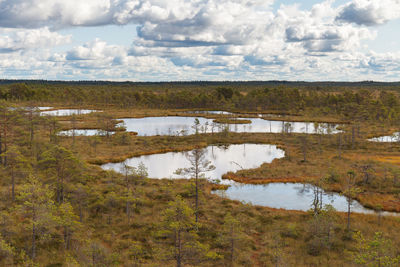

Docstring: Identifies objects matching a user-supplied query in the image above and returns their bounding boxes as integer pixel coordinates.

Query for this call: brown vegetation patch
[212,118,252,124]
[357,193,400,212]
[221,172,307,184]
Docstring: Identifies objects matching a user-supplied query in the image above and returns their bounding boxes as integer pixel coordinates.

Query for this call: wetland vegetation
[1,81,400,266]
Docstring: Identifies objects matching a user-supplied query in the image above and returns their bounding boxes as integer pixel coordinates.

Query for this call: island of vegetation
[212,118,252,124]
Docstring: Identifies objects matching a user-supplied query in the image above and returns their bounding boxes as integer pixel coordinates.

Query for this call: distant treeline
[1,79,400,90]
[1,82,400,123]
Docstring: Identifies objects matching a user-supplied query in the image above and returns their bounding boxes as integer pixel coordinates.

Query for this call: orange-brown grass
[346,152,400,166]
[358,193,400,212]
[88,145,208,165]
[222,172,307,184]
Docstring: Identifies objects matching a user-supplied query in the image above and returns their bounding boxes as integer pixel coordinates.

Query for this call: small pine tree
[218,212,244,266]
[352,231,400,267]
[157,195,218,267]
[16,174,58,260]
[175,148,215,223]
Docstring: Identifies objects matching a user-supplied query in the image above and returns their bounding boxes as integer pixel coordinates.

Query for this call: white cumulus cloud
[0,0,399,81]
[0,27,71,53]
[336,0,400,26]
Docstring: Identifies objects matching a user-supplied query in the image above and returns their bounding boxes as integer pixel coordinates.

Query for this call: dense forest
[1,81,400,266]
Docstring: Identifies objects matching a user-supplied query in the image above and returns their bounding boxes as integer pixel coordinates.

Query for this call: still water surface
[102,144,284,181]
[101,143,395,214]
[40,109,98,116]
[58,129,113,136]
[119,116,340,136]
[213,182,378,214]
[36,106,53,110]
[185,110,234,115]
[368,133,400,142]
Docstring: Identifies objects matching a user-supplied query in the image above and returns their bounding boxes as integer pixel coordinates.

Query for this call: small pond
[185,110,234,115]
[119,116,341,136]
[368,133,400,142]
[213,182,383,214]
[36,106,54,110]
[8,106,53,111]
[101,144,285,181]
[40,109,99,116]
[58,129,113,136]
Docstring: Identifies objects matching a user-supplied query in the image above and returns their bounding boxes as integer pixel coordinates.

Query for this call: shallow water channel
[185,110,234,115]
[58,129,113,136]
[368,133,400,142]
[101,143,394,215]
[36,106,54,110]
[119,116,341,136]
[40,109,98,116]
[8,106,53,111]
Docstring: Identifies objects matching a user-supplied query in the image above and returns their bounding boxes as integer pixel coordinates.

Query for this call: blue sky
[0,0,399,81]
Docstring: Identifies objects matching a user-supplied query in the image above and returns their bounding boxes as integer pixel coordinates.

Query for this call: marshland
[1,81,400,266]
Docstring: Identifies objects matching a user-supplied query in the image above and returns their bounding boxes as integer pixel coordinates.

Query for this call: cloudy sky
[0,0,399,81]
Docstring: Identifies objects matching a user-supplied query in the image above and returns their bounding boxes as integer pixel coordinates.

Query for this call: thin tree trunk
[72,116,76,148]
[32,208,36,260]
[126,172,130,223]
[195,176,198,223]
[64,226,69,250]
[11,168,15,202]
[60,176,64,203]
[230,226,234,266]
[195,157,199,223]
[79,202,83,222]
[0,133,2,165]
[319,188,323,210]
[177,230,182,267]
[30,111,34,152]
[57,177,62,203]
[347,198,351,231]
[56,165,62,203]
[3,127,7,166]
[92,246,96,266]
[126,200,130,224]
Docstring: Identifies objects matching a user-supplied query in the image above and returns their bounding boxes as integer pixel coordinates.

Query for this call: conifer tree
[175,148,215,223]
[158,195,218,267]
[16,174,58,260]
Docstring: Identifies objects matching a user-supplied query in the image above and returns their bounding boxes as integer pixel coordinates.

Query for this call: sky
[0,0,399,81]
